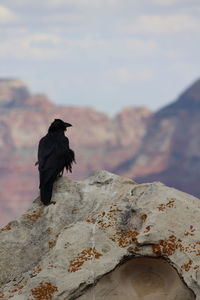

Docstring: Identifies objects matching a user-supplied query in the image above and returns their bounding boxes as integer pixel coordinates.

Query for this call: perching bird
[37,119,75,205]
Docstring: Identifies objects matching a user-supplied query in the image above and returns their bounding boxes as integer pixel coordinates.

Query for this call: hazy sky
[0,0,200,115]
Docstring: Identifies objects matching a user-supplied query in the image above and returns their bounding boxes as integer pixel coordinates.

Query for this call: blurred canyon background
[1,77,200,226]
[1,0,200,227]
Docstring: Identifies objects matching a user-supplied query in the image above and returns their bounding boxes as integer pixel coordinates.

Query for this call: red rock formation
[0,79,151,226]
[117,79,200,197]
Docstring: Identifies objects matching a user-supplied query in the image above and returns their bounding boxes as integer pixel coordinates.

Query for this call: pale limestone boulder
[0,170,199,299]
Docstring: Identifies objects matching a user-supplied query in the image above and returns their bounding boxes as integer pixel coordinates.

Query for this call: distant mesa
[0,78,53,109]
[0,78,27,88]
[24,94,54,109]
[118,77,200,199]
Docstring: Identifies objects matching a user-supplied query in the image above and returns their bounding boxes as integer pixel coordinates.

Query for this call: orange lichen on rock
[72,209,77,214]
[194,265,199,270]
[152,236,200,260]
[68,247,103,273]
[86,205,122,230]
[152,244,162,256]
[184,226,196,236]
[109,208,122,213]
[10,285,24,293]
[133,245,141,252]
[48,240,56,249]
[145,225,152,233]
[0,224,12,232]
[86,218,96,224]
[31,282,58,300]
[185,241,200,257]
[26,213,41,221]
[157,198,176,211]
[48,262,56,269]
[0,291,5,299]
[140,214,147,221]
[181,259,193,272]
[32,264,42,274]
[152,235,200,259]
[152,235,184,256]
[98,205,122,229]
[64,242,70,249]
[111,231,139,248]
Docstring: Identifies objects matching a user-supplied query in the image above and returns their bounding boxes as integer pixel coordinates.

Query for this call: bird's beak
[65,122,72,128]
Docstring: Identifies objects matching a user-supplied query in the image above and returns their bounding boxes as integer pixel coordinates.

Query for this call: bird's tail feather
[40,180,54,205]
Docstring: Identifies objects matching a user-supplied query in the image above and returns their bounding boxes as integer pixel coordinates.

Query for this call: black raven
[37,119,75,205]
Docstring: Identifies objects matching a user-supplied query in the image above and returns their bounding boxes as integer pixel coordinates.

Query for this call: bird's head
[48,119,72,132]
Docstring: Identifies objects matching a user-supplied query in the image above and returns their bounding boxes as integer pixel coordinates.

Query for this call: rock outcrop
[0,79,151,227]
[0,79,30,108]
[117,78,200,197]
[0,171,199,299]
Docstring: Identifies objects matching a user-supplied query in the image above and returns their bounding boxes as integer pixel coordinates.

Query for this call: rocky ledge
[0,171,200,299]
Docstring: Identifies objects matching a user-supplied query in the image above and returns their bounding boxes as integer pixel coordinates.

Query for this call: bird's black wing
[38,135,56,171]
[38,133,70,182]
[65,148,76,173]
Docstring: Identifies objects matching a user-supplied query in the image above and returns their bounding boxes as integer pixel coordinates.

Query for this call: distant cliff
[115,79,200,197]
[0,79,151,226]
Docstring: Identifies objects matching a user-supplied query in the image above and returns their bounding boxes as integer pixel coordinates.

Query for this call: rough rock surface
[0,171,199,299]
